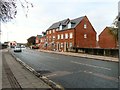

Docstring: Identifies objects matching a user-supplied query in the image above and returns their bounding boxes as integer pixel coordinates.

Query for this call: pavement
[38,49,119,62]
[0,50,2,90]
[1,49,52,89]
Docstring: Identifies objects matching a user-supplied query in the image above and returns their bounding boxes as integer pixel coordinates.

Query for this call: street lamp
[118,1,120,89]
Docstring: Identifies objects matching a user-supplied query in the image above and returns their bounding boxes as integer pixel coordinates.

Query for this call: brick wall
[75,16,97,48]
[99,27,117,49]
[55,29,74,51]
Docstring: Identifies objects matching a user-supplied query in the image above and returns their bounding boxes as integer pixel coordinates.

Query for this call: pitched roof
[47,18,69,30]
[70,16,85,28]
[36,35,42,39]
[47,16,85,31]
[99,26,118,37]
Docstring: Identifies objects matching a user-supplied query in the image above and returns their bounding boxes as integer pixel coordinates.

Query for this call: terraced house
[43,16,97,51]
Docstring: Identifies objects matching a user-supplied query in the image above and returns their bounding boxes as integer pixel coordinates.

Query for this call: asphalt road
[10,49,118,89]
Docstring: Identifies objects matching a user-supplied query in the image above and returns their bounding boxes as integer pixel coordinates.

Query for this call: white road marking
[72,70,118,82]
[45,71,72,78]
[82,70,118,82]
[71,61,111,70]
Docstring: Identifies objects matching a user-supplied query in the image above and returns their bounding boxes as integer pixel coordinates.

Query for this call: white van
[14,46,22,52]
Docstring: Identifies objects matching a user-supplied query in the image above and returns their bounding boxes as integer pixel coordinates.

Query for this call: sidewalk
[0,50,2,90]
[38,49,119,62]
[2,50,51,89]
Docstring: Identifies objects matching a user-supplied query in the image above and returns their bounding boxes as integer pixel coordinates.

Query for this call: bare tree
[109,16,119,48]
[110,16,118,38]
[0,0,33,22]
[112,16,118,28]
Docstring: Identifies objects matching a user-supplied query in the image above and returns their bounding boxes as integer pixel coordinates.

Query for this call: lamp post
[0,19,1,44]
[118,1,120,89]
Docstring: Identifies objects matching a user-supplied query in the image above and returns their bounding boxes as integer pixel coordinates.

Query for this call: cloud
[1,0,119,43]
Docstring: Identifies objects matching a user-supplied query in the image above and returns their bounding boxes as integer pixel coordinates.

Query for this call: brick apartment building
[98,27,118,49]
[39,36,47,49]
[36,16,97,51]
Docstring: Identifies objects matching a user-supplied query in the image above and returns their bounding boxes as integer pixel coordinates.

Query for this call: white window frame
[65,33,68,39]
[59,25,62,30]
[53,29,55,33]
[58,35,60,39]
[49,30,51,34]
[68,22,71,28]
[69,33,73,39]
[84,34,87,38]
[61,34,64,39]
[53,36,55,39]
[84,24,87,29]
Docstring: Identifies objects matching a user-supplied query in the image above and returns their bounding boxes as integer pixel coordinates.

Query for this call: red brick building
[38,36,47,49]
[36,35,42,44]
[98,27,118,49]
[45,16,97,51]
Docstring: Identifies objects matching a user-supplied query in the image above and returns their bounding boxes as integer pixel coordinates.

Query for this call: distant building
[8,41,17,48]
[98,27,118,49]
[39,36,47,50]
[36,35,42,44]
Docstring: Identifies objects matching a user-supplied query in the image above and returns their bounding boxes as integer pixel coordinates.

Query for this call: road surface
[10,49,118,89]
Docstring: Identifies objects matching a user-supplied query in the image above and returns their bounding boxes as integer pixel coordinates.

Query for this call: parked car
[21,45,26,49]
[14,46,22,52]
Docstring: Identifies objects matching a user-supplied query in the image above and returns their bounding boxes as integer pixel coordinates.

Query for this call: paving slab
[38,49,119,62]
[2,50,51,89]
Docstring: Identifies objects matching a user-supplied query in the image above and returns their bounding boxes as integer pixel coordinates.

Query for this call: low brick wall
[69,48,119,58]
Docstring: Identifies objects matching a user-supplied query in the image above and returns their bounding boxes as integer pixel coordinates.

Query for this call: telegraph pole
[118,1,120,89]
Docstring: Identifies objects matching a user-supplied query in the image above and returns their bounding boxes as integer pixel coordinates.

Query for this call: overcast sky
[1,0,119,43]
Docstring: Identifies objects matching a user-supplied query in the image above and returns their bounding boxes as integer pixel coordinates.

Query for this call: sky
[1,0,119,43]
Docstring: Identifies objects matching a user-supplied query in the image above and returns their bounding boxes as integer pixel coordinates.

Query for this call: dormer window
[68,22,71,28]
[59,25,62,30]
